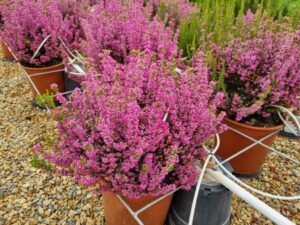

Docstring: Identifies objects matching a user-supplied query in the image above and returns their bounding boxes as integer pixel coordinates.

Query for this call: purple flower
[33,144,42,153]
[81,0,179,69]
[208,11,300,121]
[1,0,86,66]
[50,83,58,91]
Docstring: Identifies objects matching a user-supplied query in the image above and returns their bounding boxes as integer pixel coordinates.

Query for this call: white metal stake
[206,169,296,225]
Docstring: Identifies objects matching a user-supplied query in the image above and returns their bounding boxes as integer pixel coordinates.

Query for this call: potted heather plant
[2,0,82,97]
[81,0,179,70]
[36,50,225,225]
[0,1,14,60]
[208,12,300,176]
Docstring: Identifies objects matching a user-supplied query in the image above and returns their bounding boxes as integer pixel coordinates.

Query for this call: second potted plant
[1,0,83,97]
[208,12,300,176]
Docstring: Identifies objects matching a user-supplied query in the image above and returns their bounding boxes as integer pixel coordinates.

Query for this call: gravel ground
[0,52,299,225]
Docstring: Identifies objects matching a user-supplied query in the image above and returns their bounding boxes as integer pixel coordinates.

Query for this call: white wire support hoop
[213,155,300,201]
[271,105,300,137]
[31,35,52,61]
[31,35,85,65]
[215,105,300,167]
[218,126,300,166]
[116,187,181,225]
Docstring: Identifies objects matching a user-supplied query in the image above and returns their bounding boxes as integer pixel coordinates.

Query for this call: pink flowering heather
[209,12,300,123]
[81,0,179,68]
[0,1,15,36]
[0,8,4,35]
[2,0,84,66]
[33,144,42,154]
[43,50,225,198]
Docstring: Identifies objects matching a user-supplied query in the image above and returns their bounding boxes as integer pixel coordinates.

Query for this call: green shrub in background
[179,0,247,57]
[180,0,300,58]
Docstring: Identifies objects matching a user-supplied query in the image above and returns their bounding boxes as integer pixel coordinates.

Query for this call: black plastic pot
[167,161,233,225]
[63,72,81,94]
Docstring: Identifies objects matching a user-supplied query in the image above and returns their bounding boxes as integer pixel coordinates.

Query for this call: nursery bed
[0,54,299,225]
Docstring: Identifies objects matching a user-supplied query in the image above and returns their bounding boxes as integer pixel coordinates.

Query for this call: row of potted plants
[1,0,299,224]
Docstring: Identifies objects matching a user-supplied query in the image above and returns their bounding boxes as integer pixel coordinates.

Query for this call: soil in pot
[0,39,14,60]
[102,192,173,225]
[217,117,283,177]
[23,63,65,97]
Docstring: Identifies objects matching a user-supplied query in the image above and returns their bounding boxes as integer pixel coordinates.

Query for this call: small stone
[68,221,76,225]
[0,190,5,198]
[38,207,44,215]
[75,209,82,214]
[46,175,53,180]
[12,171,18,177]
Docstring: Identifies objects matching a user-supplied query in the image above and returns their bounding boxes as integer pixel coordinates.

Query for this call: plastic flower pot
[22,63,65,98]
[102,191,173,225]
[0,39,14,60]
[217,117,283,177]
[63,72,81,94]
[166,159,233,225]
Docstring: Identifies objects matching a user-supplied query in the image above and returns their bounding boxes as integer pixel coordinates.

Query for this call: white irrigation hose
[188,134,220,225]
[207,169,296,225]
[212,155,300,201]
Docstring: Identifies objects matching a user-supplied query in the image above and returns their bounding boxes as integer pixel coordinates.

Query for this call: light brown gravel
[0,53,104,225]
[0,51,299,225]
[231,137,300,225]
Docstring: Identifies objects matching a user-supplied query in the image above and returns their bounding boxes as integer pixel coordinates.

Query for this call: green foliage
[31,155,52,171]
[34,90,56,108]
[179,14,201,57]
[180,0,299,58]
[179,0,243,58]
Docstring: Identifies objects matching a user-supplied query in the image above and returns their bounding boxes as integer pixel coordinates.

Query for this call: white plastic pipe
[206,169,295,225]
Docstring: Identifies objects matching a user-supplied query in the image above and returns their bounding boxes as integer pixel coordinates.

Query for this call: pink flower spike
[33,144,41,153]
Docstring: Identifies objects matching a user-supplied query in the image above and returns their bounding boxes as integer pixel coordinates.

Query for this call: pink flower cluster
[1,0,85,66]
[211,12,300,121]
[81,0,179,68]
[45,50,225,198]
[0,1,14,36]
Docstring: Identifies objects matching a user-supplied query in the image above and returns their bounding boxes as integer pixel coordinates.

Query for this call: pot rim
[225,117,283,131]
[22,62,64,71]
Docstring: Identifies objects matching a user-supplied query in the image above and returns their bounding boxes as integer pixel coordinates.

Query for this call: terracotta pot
[23,63,65,97]
[0,39,14,59]
[102,192,173,225]
[217,117,283,176]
